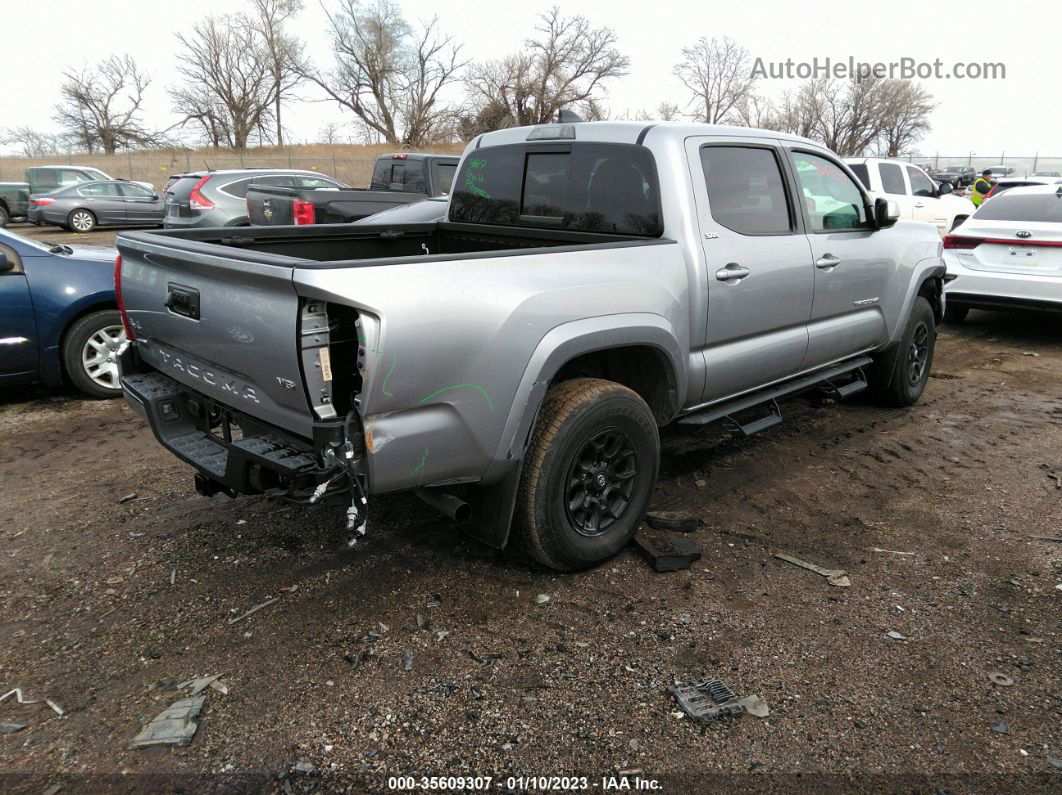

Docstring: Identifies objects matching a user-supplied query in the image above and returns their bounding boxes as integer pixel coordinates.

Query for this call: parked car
[1031,171,1061,178]
[28,180,164,232]
[846,157,974,234]
[163,169,347,229]
[352,197,449,225]
[943,185,1062,321]
[0,166,155,227]
[982,175,1062,202]
[246,153,459,226]
[0,227,124,398]
[116,121,945,571]
[979,165,1016,179]
[933,166,977,188]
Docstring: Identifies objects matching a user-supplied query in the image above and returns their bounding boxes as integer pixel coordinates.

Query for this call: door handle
[914,202,926,208]
[815,254,841,269]
[715,263,750,282]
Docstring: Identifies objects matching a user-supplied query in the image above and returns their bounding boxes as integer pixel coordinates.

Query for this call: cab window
[878,163,907,195]
[700,145,793,235]
[792,152,870,232]
[907,167,937,198]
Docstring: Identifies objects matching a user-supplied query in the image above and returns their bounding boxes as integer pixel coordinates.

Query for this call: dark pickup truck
[247,152,458,226]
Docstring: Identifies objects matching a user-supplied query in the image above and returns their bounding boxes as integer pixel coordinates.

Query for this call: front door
[787,149,894,368]
[687,138,814,403]
[906,165,949,233]
[0,242,38,379]
[119,183,163,223]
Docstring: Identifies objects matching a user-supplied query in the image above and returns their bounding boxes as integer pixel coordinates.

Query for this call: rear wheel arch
[917,274,945,324]
[550,344,678,425]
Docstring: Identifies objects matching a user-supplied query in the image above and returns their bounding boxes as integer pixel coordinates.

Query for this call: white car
[846,157,974,236]
[942,184,1062,321]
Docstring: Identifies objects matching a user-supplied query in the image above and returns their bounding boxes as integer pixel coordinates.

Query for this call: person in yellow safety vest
[971,170,994,206]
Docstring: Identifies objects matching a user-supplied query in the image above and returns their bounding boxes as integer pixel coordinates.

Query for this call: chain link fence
[895,154,1062,177]
[0,144,466,192]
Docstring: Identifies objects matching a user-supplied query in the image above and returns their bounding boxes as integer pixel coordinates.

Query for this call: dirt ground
[1,222,1060,793]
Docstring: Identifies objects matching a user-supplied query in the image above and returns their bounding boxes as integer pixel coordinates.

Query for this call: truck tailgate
[117,234,314,437]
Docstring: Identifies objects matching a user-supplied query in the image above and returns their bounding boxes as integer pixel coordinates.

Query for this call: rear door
[788,149,894,368]
[77,182,126,224]
[906,165,949,232]
[687,137,814,403]
[0,241,37,379]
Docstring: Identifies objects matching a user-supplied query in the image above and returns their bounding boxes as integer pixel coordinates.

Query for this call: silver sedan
[29,180,164,232]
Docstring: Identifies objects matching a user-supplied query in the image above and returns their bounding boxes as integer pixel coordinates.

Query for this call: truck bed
[246,184,422,226]
[119,221,660,266]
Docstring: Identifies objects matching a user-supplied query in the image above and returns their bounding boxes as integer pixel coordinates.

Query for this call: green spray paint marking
[410,446,430,478]
[381,353,398,397]
[464,158,491,199]
[418,384,494,413]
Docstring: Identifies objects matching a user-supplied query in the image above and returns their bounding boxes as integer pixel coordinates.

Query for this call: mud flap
[460,463,524,549]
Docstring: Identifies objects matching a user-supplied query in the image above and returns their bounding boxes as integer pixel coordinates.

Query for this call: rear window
[878,163,906,195]
[974,191,1062,223]
[848,163,870,190]
[449,143,662,236]
[166,176,200,198]
[436,163,456,195]
[371,159,427,193]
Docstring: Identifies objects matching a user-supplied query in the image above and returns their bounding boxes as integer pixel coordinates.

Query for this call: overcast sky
[2,0,1057,157]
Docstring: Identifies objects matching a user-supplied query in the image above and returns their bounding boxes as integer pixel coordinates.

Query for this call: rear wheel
[868,297,937,407]
[514,378,659,571]
[62,310,126,398]
[0,204,9,227]
[68,209,96,233]
[944,304,969,323]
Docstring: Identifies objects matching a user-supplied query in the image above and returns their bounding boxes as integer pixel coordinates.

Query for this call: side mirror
[0,252,14,273]
[152,193,160,201]
[937,182,954,196]
[874,197,901,228]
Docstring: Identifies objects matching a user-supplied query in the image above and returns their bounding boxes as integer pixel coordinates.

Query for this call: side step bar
[679,356,873,435]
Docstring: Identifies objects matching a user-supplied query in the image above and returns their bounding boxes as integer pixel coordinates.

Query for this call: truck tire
[514,378,659,571]
[868,296,936,407]
[62,310,126,398]
[68,209,97,233]
[0,204,9,227]
[944,304,969,323]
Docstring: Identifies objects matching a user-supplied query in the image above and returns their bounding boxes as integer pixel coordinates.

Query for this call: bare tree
[248,0,305,147]
[318,121,345,144]
[53,55,156,154]
[465,6,629,128]
[732,93,779,129]
[673,37,757,124]
[877,80,935,156]
[172,14,276,149]
[304,0,463,147]
[0,127,70,158]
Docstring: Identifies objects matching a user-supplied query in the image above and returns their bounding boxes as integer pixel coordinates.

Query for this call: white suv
[846,157,974,236]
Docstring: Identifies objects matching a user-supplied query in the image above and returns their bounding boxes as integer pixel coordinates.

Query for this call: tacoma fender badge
[852,297,880,306]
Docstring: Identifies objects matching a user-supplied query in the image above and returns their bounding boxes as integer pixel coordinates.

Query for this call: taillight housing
[188,175,214,211]
[942,235,982,250]
[30,197,56,207]
[292,199,315,225]
[114,254,136,341]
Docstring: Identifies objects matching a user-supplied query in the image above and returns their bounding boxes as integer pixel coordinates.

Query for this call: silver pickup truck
[116,121,945,571]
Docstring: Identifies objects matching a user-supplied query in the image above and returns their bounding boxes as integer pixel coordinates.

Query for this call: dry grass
[0,142,468,191]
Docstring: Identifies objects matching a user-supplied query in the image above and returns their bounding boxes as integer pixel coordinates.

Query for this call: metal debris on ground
[1026,535,1062,542]
[633,531,702,572]
[989,672,1014,687]
[869,547,915,556]
[227,596,280,624]
[535,593,551,605]
[177,675,222,696]
[403,650,414,671]
[0,688,66,718]
[127,695,206,749]
[644,511,703,533]
[886,630,907,641]
[668,679,769,721]
[990,719,1009,734]
[1049,472,1061,489]
[774,552,851,587]
[1,722,26,733]
[118,493,138,504]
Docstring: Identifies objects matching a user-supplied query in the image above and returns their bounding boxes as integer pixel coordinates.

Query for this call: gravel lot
[1,222,1060,792]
